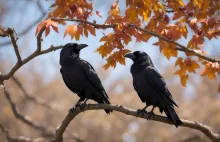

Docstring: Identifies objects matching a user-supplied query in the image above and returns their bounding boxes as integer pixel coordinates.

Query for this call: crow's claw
[137,109,147,117]
[68,107,75,115]
[147,111,154,120]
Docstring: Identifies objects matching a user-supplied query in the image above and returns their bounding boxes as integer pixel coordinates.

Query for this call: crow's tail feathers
[98,95,112,114]
[164,107,183,127]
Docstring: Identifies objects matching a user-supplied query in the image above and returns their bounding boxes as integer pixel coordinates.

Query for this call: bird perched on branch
[60,43,112,114]
[124,51,182,127]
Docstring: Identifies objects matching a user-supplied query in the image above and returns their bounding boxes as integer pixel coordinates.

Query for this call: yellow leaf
[157,2,165,13]
[207,69,216,80]
[192,61,200,69]
[143,11,148,22]
[181,74,188,87]
[177,0,185,6]
[175,58,182,67]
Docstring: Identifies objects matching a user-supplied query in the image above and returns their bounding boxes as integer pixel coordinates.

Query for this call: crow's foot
[147,111,154,120]
[137,109,147,117]
[68,107,76,115]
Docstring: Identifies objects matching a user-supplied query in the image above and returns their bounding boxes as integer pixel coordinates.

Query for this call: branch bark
[52,104,220,142]
[0,25,63,85]
[52,18,220,64]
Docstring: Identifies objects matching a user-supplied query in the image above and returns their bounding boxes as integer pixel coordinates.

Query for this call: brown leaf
[96,11,102,18]
[87,25,96,36]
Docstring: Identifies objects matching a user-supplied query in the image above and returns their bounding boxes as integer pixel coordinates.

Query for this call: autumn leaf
[96,44,113,58]
[175,58,183,67]
[181,74,188,87]
[36,19,58,36]
[103,56,116,69]
[87,25,96,36]
[96,11,102,18]
[64,25,78,39]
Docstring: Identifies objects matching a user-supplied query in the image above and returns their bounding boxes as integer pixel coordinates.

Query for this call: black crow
[60,43,112,114]
[124,51,182,127]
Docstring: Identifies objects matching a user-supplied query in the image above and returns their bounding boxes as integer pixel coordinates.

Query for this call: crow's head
[124,51,154,66]
[60,43,88,58]
[60,43,88,66]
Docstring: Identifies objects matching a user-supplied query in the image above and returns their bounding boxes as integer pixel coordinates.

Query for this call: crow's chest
[62,65,86,87]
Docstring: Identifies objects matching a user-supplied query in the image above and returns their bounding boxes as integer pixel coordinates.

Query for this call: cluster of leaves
[35,0,220,89]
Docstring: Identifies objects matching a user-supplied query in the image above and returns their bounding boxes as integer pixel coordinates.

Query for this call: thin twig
[52,18,220,63]
[51,104,220,142]
[8,28,22,63]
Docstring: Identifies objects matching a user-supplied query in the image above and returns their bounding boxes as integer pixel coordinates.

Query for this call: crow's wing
[133,81,145,102]
[81,60,109,99]
[60,68,76,94]
[146,66,178,107]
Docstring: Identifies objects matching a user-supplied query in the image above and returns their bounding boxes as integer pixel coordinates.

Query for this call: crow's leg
[75,98,85,107]
[147,106,156,120]
[80,98,89,110]
[69,98,84,114]
[137,105,148,117]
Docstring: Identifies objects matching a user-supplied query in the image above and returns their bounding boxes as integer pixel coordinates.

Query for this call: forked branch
[52,104,220,142]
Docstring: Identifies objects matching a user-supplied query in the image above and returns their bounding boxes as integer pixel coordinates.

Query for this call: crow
[60,43,112,114]
[124,51,182,127]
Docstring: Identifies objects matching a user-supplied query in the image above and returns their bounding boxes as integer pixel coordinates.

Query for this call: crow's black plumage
[60,43,112,114]
[125,51,182,127]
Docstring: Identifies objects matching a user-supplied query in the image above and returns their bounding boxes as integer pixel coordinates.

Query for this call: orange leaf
[96,11,102,18]
[96,44,113,58]
[175,58,182,67]
[103,56,116,69]
[181,74,188,87]
[201,67,209,76]
[87,25,96,36]
[45,27,50,37]
[64,25,78,39]
[122,34,131,45]
[36,21,46,36]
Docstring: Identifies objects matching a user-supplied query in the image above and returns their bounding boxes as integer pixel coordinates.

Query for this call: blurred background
[0,0,220,142]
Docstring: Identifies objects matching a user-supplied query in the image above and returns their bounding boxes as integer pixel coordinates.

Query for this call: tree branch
[52,18,220,63]
[0,25,63,84]
[8,28,22,63]
[51,104,220,142]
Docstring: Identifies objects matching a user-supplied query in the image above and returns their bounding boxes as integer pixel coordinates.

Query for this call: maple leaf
[175,58,183,67]
[122,34,131,45]
[64,25,78,39]
[103,56,116,69]
[36,19,58,37]
[96,44,113,58]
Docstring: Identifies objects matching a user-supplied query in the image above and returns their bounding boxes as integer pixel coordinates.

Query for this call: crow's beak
[76,44,88,50]
[124,53,136,60]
